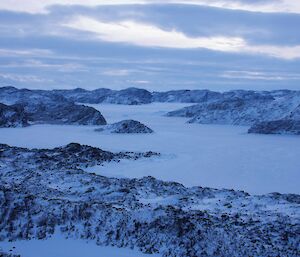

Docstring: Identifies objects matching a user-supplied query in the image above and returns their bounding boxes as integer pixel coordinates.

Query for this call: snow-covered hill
[167,91,300,129]
[0,87,106,126]
[0,143,299,257]
[54,87,152,105]
[0,103,28,128]
[248,119,300,135]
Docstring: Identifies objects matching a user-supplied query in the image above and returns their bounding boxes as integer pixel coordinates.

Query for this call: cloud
[0,48,53,57]
[101,69,132,76]
[127,80,150,84]
[245,45,300,60]
[221,70,300,80]
[175,0,300,14]
[0,59,87,72]
[1,0,300,14]
[0,0,147,14]
[63,16,300,60]
[64,16,246,51]
[0,73,52,83]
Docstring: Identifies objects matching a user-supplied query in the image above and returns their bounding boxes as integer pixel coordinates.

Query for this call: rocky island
[95,120,154,134]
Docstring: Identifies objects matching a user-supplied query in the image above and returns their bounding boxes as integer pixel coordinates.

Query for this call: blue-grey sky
[0,0,300,91]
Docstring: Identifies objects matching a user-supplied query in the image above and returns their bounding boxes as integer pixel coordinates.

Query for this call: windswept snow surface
[0,235,161,257]
[0,103,299,194]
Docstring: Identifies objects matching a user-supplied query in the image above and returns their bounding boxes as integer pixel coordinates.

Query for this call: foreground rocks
[95,119,154,134]
[0,143,299,257]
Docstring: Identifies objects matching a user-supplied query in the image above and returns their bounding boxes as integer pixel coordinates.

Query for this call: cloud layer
[0,1,300,91]
[1,0,300,14]
[64,16,300,60]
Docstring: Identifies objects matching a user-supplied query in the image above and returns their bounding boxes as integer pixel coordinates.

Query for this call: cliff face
[0,143,299,257]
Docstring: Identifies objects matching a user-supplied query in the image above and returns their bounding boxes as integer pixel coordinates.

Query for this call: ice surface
[0,103,299,194]
[0,234,161,257]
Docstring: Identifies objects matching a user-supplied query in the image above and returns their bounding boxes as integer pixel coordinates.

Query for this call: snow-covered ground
[0,103,299,194]
[0,235,161,257]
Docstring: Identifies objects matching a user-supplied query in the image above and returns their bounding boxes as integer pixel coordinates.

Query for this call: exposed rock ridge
[0,143,299,257]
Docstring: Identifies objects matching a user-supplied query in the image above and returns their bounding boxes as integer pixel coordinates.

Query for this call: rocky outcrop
[248,104,300,135]
[2,86,300,128]
[0,143,299,257]
[167,92,300,126]
[23,100,106,125]
[54,87,152,105]
[248,119,300,135]
[102,87,152,105]
[54,88,113,104]
[1,86,300,105]
[167,99,273,125]
[152,89,222,103]
[0,87,107,126]
[95,120,153,134]
[0,103,28,127]
[289,105,300,120]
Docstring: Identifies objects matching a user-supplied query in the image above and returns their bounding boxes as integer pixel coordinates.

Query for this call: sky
[0,0,300,91]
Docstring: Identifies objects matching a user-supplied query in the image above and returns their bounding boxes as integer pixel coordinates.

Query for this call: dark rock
[95,119,153,134]
[248,119,300,135]
[102,87,152,105]
[0,103,28,127]
[0,87,107,126]
[24,101,106,125]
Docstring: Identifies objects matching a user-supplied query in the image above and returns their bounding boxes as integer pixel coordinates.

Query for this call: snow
[0,103,299,194]
[0,234,161,257]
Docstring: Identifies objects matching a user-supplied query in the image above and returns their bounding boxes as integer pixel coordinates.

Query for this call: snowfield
[0,103,299,194]
[1,235,161,257]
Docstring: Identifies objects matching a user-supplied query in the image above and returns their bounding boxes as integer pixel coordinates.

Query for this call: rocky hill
[0,87,106,126]
[2,86,300,132]
[53,88,113,104]
[248,104,300,135]
[152,89,222,103]
[248,119,300,135]
[0,143,299,257]
[55,87,152,105]
[167,91,300,127]
[102,87,152,105]
[95,120,154,134]
[0,103,28,128]
[3,86,299,106]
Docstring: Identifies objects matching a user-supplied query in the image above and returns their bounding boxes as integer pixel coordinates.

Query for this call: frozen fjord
[0,103,299,194]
